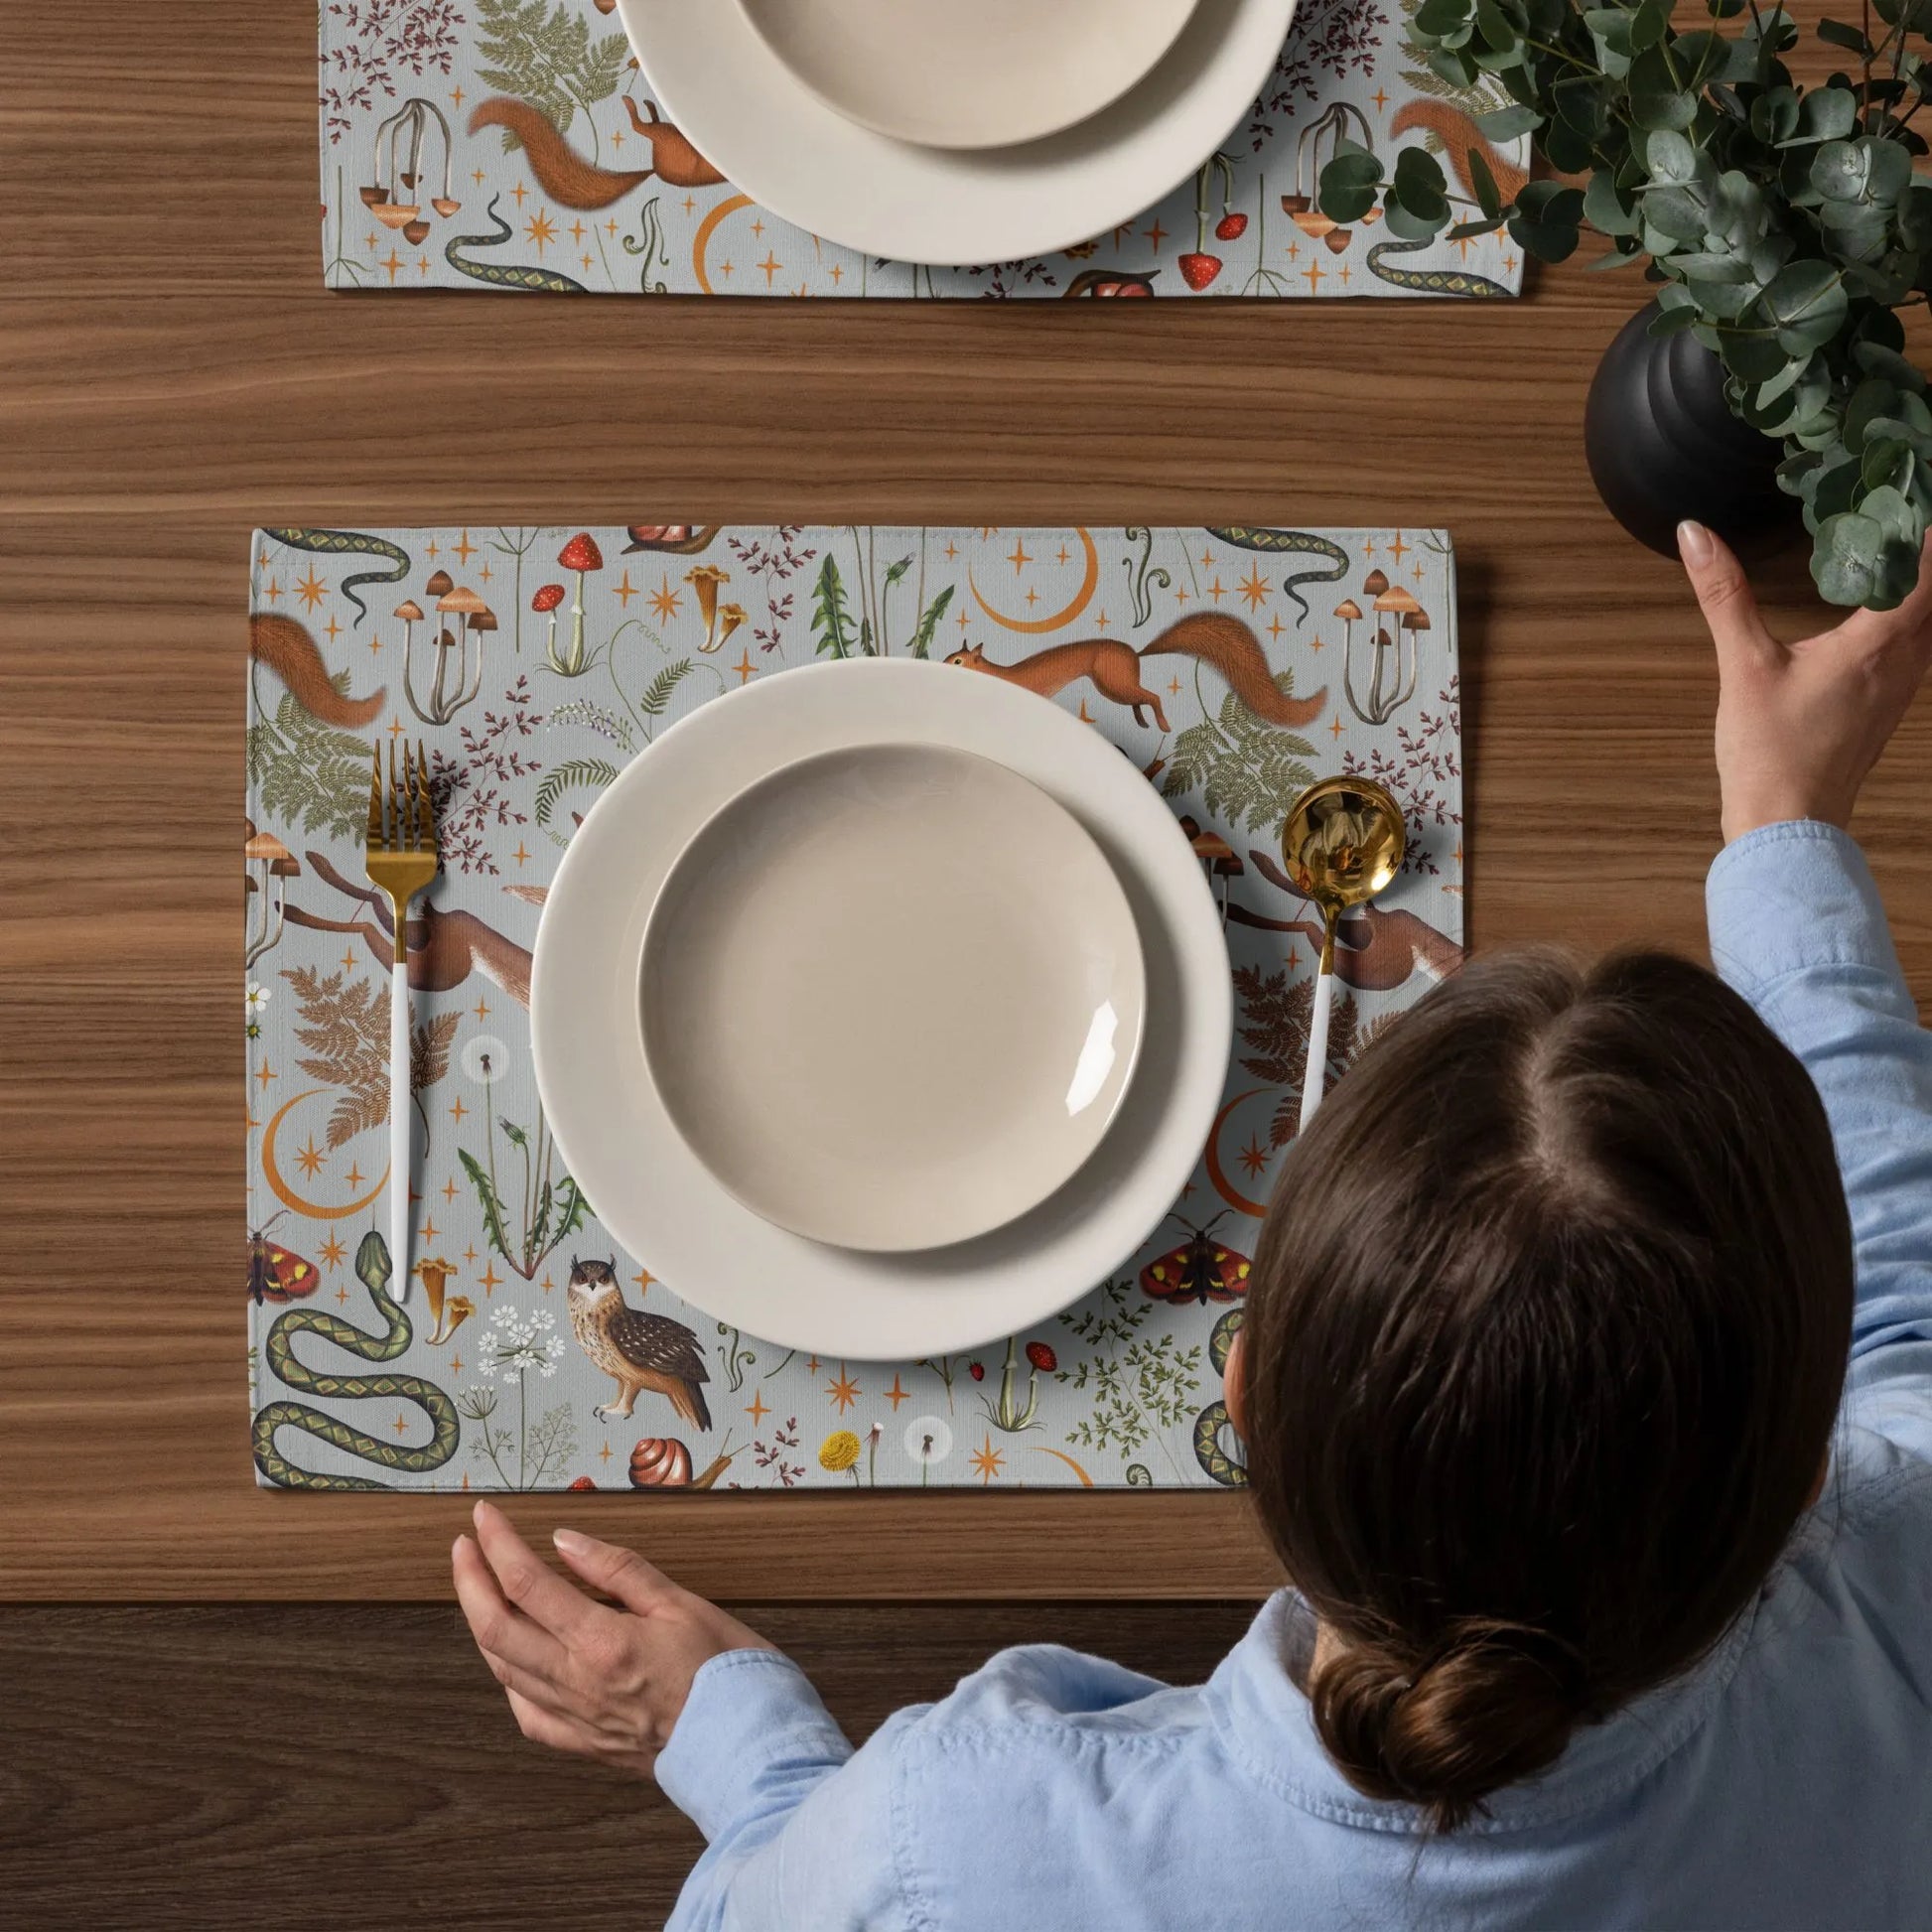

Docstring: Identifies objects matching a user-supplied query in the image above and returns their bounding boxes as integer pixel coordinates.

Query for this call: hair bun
[1311,1621,1587,1831]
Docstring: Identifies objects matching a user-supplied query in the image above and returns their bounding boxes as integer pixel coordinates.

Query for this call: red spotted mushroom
[532,583,568,669]
[557,532,604,674]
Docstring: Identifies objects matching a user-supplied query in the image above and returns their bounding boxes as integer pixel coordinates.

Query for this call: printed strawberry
[968,1360,985,1381]
[1214,211,1248,241]
[1178,251,1223,291]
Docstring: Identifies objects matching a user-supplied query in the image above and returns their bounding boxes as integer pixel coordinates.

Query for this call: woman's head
[1234,949,1853,1831]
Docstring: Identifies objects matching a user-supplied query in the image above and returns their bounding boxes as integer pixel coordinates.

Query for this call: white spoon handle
[391,962,411,1298]
[1300,967,1335,1133]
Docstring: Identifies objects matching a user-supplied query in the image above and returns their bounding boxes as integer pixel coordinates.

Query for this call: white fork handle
[391,956,411,1298]
[1299,967,1335,1134]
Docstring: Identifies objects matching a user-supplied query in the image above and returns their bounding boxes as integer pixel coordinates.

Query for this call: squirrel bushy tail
[250,615,385,729]
[1140,613,1326,730]
[1389,100,1529,205]
[466,99,655,209]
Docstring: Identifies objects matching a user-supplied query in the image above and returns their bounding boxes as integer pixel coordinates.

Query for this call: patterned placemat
[246,522,1463,1490]
[318,0,1525,299]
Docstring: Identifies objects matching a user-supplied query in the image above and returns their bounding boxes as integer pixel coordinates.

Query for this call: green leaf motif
[476,0,631,151]
[458,1149,516,1266]
[533,757,618,840]
[907,585,954,658]
[251,686,373,841]
[810,555,855,658]
[639,658,694,717]
[1160,674,1316,837]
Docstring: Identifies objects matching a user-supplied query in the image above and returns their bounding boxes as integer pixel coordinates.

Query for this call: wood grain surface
[0,0,1925,1601]
[0,1600,1255,1928]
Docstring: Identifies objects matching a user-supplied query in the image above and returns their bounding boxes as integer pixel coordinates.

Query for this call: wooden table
[2,0,1928,1916]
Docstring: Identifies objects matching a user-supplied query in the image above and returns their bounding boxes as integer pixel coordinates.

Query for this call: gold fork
[366,741,439,1299]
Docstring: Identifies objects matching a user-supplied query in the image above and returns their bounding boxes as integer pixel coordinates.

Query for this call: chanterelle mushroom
[684,563,732,651]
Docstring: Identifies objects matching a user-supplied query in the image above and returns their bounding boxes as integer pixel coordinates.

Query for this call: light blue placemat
[246,522,1463,1489]
[318,0,1526,299]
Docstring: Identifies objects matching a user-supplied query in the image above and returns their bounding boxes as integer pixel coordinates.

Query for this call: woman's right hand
[1678,520,1932,843]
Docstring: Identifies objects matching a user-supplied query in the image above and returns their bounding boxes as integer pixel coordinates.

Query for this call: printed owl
[566,1257,713,1430]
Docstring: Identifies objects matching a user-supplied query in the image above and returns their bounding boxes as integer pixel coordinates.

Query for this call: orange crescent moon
[692,193,756,295]
[969,526,1099,634]
[260,1087,390,1220]
[1204,1087,1273,1218]
[1029,1446,1095,1487]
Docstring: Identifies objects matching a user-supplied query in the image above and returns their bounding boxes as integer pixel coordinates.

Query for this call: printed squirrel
[946,613,1325,735]
[466,97,724,211]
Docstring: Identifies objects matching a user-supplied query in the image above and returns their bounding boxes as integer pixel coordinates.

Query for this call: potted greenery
[1321,0,1932,607]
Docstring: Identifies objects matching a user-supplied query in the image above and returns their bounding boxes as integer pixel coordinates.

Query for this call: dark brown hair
[1242,950,1853,1831]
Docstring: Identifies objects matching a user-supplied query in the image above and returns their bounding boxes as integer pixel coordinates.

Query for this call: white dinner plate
[532,659,1232,1360]
[615,0,1300,266]
[640,742,1147,1253]
[734,0,1200,152]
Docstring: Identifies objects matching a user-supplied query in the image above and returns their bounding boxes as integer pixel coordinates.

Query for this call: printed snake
[1363,233,1514,300]
[260,526,413,629]
[445,195,589,295]
[1193,1307,1248,1487]
[252,1231,460,1490]
[1206,525,1355,626]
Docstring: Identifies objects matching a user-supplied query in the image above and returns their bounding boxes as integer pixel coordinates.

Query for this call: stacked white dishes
[531,660,1234,1358]
[614,0,1302,265]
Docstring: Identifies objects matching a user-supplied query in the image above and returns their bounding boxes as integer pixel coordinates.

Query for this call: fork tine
[416,741,435,850]
[400,740,416,850]
[389,738,403,851]
[367,745,385,847]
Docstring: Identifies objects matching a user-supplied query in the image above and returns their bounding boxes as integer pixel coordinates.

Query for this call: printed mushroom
[684,562,732,651]
[244,824,301,966]
[532,582,567,669]
[393,596,424,670]
[1187,824,1245,920]
[1361,567,1390,600]
[1348,582,1424,724]
[428,584,488,722]
[424,567,454,600]
[716,602,749,651]
[557,532,605,674]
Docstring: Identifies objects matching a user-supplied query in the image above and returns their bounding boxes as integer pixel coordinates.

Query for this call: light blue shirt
[657,821,1932,1931]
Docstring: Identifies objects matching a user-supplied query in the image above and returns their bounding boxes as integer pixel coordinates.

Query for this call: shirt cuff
[654,1647,852,1843]
[1706,821,1903,1001]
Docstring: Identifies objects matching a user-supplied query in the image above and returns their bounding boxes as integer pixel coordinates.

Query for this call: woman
[454,524,1932,1930]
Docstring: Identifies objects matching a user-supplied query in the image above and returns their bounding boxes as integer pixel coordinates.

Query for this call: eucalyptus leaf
[1476,102,1543,139]
[1469,144,1505,221]
[1630,46,1697,130]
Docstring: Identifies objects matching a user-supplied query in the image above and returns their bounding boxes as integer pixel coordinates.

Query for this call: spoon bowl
[1281,774,1406,1129]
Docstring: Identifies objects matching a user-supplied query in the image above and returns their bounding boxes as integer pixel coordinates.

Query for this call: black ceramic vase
[1584,299,1795,558]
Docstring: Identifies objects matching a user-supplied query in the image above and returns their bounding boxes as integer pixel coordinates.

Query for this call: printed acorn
[1214,211,1248,241]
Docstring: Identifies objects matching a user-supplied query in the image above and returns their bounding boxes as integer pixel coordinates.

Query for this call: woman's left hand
[452,1500,777,1776]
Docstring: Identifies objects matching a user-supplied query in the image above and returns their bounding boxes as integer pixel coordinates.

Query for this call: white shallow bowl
[616,0,1300,266]
[639,742,1146,1253]
[531,658,1233,1361]
[735,0,1201,152]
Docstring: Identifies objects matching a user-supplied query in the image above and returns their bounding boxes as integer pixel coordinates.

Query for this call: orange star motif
[1237,565,1270,611]
[318,1234,346,1271]
[524,209,557,254]
[648,576,683,621]
[826,1364,861,1414]
[970,1435,1005,1484]
[293,569,329,612]
[884,1374,909,1411]
[1239,1135,1270,1178]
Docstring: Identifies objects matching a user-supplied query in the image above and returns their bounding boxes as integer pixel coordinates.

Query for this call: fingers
[452,1531,570,1683]
[472,1500,602,1641]
[552,1526,678,1615]
[1678,521,1778,670]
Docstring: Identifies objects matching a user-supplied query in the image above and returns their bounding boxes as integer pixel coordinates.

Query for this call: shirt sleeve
[1706,821,1932,1453]
[656,1648,909,1932]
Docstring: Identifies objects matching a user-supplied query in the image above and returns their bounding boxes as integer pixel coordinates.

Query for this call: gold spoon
[1280,773,1406,1132]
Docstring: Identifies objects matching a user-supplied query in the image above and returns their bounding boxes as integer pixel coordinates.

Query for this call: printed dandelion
[818,1429,862,1482]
